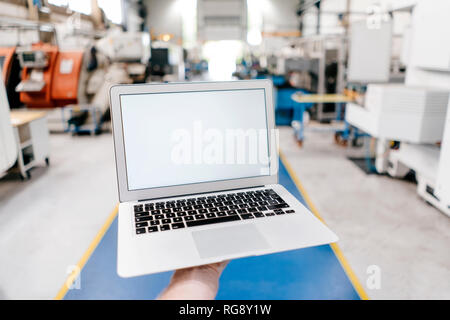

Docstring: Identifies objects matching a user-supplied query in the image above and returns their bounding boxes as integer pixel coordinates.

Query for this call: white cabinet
[10,111,50,179]
[0,68,17,177]
[436,98,450,204]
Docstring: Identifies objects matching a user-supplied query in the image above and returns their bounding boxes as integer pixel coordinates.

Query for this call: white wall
[259,0,299,32]
[144,0,183,39]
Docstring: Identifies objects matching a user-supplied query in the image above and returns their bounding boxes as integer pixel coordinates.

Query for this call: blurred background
[0,0,449,299]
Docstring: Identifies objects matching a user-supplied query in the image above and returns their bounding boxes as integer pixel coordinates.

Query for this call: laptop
[110,80,338,277]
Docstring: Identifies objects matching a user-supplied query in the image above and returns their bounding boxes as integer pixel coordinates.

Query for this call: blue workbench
[64,160,363,300]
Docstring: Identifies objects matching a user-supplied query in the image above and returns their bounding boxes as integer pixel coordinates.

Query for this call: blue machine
[254,75,314,127]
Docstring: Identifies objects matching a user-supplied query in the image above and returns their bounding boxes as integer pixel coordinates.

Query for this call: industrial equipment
[346,0,450,216]
[15,43,85,109]
[346,84,450,144]
[147,41,185,82]
[277,35,347,122]
[0,66,17,178]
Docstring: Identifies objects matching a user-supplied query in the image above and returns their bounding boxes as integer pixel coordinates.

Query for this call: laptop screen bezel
[110,80,278,203]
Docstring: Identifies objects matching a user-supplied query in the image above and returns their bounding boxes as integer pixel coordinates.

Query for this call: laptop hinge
[137,185,266,202]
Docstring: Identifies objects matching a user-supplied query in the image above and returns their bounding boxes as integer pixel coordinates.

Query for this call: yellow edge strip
[279,151,370,300]
[54,204,119,300]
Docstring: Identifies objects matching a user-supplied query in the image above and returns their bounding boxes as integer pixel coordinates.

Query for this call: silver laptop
[110,80,338,277]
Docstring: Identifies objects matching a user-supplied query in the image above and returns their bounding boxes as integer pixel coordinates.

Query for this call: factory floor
[0,126,449,299]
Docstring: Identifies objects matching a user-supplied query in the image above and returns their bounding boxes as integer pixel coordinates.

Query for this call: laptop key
[162,218,171,224]
[177,212,187,217]
[206,213,216,218]
[267,203,289,210]
[173,217,183,223]
[286,210,295,214]
[135,216,152,222]
[265,212,275,216]
[198,209,208,214]
[171,222,185,230]
[186,215,240,227]
[195,214,205,220]
[216,212,227,217]
[135,212,149,217]
[254,212,265,218]
[151,210,160,215]
[184,216,194,221]
[136,222,148,228]
[150,220,160,226]
[187,210,196,215]
[166,213,175,218]
[160,225,170,231]
[136,228,146,234]
[227,210,237,215]
[241,213,254,219]
[148,226,158,233]
[155,214,164,220]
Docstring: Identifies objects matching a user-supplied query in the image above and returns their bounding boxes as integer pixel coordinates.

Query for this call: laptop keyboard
[133,189,295,235]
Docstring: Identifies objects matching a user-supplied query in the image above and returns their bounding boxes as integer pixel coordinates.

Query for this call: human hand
[158,261,229,300]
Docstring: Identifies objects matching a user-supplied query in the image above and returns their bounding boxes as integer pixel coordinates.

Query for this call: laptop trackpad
[192,224,270,259]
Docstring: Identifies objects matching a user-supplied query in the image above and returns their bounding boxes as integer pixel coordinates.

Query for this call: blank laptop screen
[120,88,271,191]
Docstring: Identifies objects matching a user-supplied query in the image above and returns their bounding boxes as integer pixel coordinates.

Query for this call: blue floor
[64,160,360,300]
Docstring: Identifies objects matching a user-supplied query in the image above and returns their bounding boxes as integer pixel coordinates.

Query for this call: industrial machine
[95,30,151,83]
[15,43,85,109]
[146,41,185,82]
[346,84,449,144]
[279,35,347,122]
[0,65,17,178]
[346,0,450,216]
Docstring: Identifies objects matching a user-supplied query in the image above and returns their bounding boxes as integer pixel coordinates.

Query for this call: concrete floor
[278,126,450,300]
[0,126,449,299]
[0,133,118,299]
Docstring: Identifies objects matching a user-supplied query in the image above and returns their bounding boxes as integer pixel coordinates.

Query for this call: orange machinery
[17,43,84,109]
